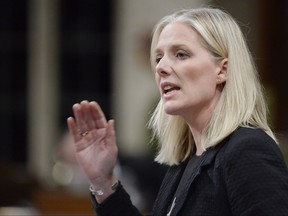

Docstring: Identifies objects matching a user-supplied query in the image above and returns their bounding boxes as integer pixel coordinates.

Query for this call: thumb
[106,119,116,145]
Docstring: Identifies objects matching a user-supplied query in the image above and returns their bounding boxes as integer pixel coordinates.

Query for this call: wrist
[89,179,119,196]
[89,178,119,203]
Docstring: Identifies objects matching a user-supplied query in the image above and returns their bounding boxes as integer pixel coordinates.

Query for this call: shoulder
[218,126,286,169]
[224,126,280,156]
[229,126,275,144]
[216,127,288,215]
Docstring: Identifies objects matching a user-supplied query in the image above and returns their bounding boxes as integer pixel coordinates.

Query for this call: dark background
[0,0,287,214]
[0,0,112,164]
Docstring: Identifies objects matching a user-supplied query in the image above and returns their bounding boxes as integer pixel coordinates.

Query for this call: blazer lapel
[153,162,187,216]
[170,145,222,216]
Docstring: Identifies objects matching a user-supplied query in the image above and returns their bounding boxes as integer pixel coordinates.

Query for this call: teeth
[164,85,172,90]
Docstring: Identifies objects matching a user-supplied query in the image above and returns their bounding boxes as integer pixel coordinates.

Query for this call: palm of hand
[67,100,118,183]
[75,125,118,181]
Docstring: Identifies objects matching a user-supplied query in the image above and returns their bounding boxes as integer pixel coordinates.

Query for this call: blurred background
[0,0,287,215]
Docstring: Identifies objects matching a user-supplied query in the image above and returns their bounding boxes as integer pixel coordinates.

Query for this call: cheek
[155,74,161,89]
[184,70,217,94]
[189,64,218,85]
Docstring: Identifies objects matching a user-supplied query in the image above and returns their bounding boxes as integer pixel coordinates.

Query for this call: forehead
[155,22,201,50]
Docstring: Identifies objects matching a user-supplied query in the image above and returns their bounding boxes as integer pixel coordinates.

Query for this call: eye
[176,51,188,60]
[155,55,162,64]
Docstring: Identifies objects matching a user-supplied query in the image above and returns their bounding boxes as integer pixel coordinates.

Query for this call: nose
[155,57,172,77]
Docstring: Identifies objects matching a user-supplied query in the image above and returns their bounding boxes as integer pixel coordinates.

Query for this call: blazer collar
[168,143,224,216]
[153,162,186,216]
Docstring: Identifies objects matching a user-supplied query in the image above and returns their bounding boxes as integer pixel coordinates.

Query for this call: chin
[163,106,180,116]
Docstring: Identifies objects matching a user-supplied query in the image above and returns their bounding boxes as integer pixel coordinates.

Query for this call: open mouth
[163,85,180,94]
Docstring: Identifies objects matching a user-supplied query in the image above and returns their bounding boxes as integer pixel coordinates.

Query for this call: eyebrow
[154,43,190,54]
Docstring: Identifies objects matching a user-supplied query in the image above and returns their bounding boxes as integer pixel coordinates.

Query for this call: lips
[161,82,180,94]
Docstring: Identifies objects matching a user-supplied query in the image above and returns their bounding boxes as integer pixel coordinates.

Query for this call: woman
[67,7,288,215]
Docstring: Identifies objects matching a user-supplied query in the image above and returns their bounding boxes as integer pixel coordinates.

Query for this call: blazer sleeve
[223,129,288,216]
[90,181,143,216]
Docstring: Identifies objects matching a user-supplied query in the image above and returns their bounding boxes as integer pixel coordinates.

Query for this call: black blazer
[91,127,288,216]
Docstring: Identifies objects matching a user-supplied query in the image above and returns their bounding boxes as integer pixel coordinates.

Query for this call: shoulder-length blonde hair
[148,7,276,166]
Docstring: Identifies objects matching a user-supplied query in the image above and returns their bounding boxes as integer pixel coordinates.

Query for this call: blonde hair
[148,7,276,166]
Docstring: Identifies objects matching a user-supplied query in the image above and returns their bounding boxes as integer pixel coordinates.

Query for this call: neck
[184,91,222,156]
[189,126,205,156]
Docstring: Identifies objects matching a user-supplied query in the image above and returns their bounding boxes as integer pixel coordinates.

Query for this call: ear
[216,58,228,84]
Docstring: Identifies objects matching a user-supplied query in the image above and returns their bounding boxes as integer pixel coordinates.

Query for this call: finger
[89,101,107,128]
[67,116,82,142]
[106,119,117,149]
[73,101,90,132]
[80,100,96,129]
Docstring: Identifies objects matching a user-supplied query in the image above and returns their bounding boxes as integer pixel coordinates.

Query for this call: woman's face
[154,22,226,120]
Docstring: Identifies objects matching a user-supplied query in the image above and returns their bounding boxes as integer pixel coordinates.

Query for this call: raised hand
[67,100,118,201]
